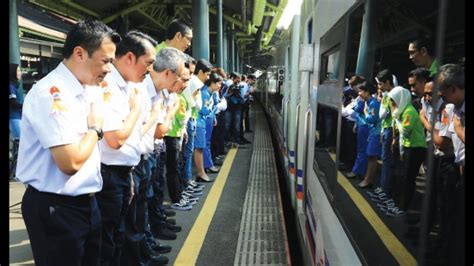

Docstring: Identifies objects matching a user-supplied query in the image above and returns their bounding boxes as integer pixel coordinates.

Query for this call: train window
[307,18,313,44]
[320,47,341,84]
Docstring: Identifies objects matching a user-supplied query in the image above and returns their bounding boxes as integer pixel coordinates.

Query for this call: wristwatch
[88,126,104,140]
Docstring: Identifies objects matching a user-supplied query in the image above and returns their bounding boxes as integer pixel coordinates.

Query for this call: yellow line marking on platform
[328,153,416,266]
[174,147,238,266]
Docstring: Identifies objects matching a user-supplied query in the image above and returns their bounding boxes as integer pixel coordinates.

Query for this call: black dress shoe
[213,159,223,166]
[153,227,177,240]
[153,244,172,254]
[196,175,214,182]
[166,222,182,232]
[357,183,373,189]
[146,254,169,265]
[164,209,175,217]
[346,172,357,179]
[166,218,176,225]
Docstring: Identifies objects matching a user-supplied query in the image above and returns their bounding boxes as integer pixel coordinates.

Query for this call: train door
[313,14,349,198]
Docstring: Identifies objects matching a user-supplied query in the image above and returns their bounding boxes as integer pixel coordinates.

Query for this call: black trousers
[212,112,226,157]
[240,102,250,137]
[165,136,183,203]
[121,157,151,265]
[400,147,426,211]
[22,186,101,266]
[96,164,133,266]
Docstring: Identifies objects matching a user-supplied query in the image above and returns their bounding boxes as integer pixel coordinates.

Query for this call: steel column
[216,0,223,68]
[355,0,376,81]
[192,0,210,60]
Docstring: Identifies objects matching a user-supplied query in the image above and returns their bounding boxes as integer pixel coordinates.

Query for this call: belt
[28,185,95,206]
[101,163,135,175]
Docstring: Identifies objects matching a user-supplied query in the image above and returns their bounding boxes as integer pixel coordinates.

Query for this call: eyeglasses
[183,35,193,43]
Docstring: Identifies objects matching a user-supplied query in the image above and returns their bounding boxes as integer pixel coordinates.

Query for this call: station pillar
[9,0,24,101]
[229,27,235,73]
[216,0,224,68]
[355,0,376,81]
[192,0,210,61]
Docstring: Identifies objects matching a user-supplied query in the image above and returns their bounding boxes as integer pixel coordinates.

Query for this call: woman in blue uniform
[356,82,381,188]
[203,72,223,173]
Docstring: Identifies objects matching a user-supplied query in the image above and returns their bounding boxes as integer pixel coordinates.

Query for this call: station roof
[22,0,287,68]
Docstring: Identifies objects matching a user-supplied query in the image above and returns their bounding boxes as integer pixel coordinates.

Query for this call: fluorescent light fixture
[276,0,303,30]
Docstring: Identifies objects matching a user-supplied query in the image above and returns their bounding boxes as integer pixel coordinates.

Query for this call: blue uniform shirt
[197,85,213,128]
[9,82,22,119]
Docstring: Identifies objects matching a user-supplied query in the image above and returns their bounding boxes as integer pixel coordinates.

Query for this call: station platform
[9,104,291,265]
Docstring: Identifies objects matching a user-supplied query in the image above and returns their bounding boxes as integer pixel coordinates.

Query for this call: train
[255,0,464,265]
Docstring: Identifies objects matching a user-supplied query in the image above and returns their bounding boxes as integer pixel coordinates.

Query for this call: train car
[257,0,464,265]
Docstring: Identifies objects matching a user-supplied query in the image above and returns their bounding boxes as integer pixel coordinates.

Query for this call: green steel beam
[209,7,257,35]
[30,0,85,20]
[61,0,99,18]
[265,2,278,11]
[252,0,266,27]
[19,27,65,43]
[264,0,288,46]
[264,11,276,16]
[102,0,155,23]
[136,9,166,30]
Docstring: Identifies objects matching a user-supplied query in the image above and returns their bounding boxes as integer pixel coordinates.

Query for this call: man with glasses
[155,19,193,53]
[408,35,437,77]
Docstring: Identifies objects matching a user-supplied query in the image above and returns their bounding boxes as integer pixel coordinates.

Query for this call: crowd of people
[12,18,256,266]
[338,36,464,264]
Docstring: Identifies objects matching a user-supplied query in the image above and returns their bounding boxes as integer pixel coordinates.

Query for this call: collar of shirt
[56,62,85,98]
[110,64,128,90]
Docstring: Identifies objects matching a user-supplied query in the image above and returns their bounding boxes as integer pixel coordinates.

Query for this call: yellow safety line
[174,147,238,266]
[328,153,416,265]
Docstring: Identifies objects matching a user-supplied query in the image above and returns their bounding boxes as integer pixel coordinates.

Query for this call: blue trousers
[352,124,369,177]
[148,144,167,233]
[204,117,214,168]
[380,128,393,191]
[182,118,196,181]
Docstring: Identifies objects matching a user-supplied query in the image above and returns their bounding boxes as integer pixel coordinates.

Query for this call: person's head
[115,30,157,83]
[348,75,365,88]
[356,81,376,101]
[247,74,256,85]
[194,59,213,83]
[171,67,191,94]
[204,72,223,91]
[213,68,226,79]
[166,19,193,52]
[9,63,21,83]
[437,63,465,108]
[388,86,412,119]
[230,72,241,84]
[241,75,247,82]
[150,47,186,92]
[375,69,394,92]
[184,54,197,74]
[408,67,430,97]
[62,19,121,85]
[423,80,434,104]
[408,35,435,68]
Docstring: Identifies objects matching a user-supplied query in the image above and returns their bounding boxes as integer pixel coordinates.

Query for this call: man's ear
[72,46,87,62]
[175,32,182,40]
[420,47,428,56]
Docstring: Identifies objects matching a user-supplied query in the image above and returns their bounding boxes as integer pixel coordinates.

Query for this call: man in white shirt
[96,30,156,265]
[16,19,121,266]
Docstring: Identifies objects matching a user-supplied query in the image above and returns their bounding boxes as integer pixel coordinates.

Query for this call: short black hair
[408,67,430,82]
[229,72,240,79]
[409,34,434,56]
[376,69,394,86]
[247,74,256,80]
[194,59,213,75]
[62,19,121,59]
[166,19,192,40]
[439,64,464,90]
[116,30,157,58]
[356,81,376,95]
[205,72,224,86]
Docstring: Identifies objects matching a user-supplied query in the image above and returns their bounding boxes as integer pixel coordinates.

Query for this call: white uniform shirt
[99,65,142,166]
[140,75,163,154]
[448,102,465,165]
[421,98,444,142]
[16,63,102,196]
[432,103,454,156]
[182,74,203,113]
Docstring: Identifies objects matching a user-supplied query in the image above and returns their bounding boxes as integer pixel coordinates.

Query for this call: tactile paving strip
[234,108,290,265]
